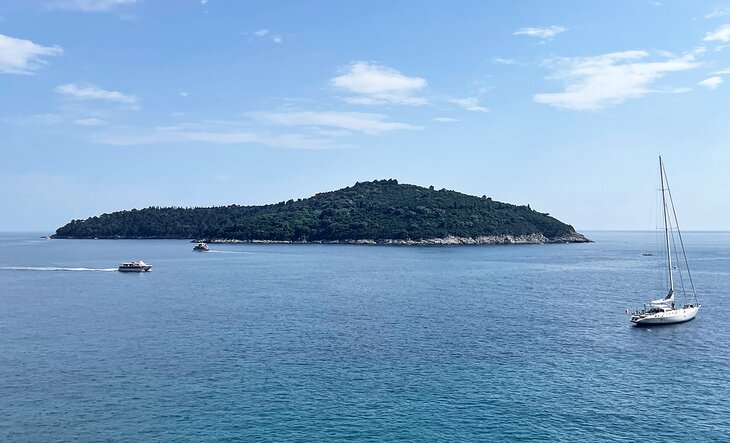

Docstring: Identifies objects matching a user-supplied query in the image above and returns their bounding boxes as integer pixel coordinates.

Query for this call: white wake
[0,266,118,272]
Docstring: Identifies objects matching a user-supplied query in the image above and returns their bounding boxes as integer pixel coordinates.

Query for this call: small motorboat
[118,261,152,272]
[193,242,209,252]
[642,253,653,256]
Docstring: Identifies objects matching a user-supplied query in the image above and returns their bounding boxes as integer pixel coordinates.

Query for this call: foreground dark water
[1,232,728,441]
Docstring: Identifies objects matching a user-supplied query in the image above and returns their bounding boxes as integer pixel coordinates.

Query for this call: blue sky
[1,0,729,231]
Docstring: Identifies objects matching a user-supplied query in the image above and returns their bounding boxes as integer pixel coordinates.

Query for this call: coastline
[51,233,591,245]
[199,232,591,245]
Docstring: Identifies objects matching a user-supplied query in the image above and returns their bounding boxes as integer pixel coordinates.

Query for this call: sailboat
[629,156,701,326]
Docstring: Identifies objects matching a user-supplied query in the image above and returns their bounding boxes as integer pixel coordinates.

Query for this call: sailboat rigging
[629,156,701,325]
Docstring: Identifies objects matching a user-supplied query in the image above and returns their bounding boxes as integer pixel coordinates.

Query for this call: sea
[1,231,729,442]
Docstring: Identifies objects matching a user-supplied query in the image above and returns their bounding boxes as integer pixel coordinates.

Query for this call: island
[53,179,589,244]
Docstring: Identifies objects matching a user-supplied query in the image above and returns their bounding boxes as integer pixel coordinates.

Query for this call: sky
[1,0,729,232]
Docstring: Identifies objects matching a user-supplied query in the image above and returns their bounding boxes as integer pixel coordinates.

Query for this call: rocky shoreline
[200,232,590,245]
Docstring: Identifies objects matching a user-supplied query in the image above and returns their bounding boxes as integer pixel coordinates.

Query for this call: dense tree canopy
[54,180,581,241]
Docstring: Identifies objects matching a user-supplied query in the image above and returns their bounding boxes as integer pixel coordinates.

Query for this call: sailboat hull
[631,305,700,326]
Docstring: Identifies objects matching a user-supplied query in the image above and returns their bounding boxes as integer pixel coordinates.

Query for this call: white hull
[118,261,152,272]
[118,266,151,272]
[631,305,700,326]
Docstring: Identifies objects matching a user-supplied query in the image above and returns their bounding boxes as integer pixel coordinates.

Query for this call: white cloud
[90,110,419,148]
[705,7,730,19]
[0,34,63,75]
[448,97,489,113]
[248,111,423,135]
[201,0,208,4]
[513,25,567,40]
[714,66,730,74]
[333,62,426,94]
[245,29,282,44]
[699,76,723,89]
[51,0,137,11]
[433,117,458,122]
[74,117,107,125]
[317,129,352,137]
[55,83,138,105]
[342,94,427,106]
[92,127,344,150]
[180,91,188,97]
[331,61,428,106]
[704,24,730,42]
[474,85,494,95]
[490,57,519,65]
[534,50,699,110]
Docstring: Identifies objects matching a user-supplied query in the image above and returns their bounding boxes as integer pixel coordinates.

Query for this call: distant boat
[629,157,700,326]
[193,242,209,251]
[642,253,653,256]
[118,261,152,272]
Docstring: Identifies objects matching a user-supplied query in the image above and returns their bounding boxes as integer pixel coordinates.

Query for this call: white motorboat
[118,260,152,272]
[629,156,700,326]
[193,242,209,251]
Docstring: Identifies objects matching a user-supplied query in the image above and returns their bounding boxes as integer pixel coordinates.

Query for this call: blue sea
[1,232,729,441]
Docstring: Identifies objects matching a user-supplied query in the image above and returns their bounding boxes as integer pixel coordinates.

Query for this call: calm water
[1,232,729,441]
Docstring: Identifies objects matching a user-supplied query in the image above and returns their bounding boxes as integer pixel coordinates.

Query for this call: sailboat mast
[659,156,674,295]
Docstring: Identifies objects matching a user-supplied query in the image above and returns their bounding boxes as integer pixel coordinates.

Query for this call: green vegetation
[53,179,584,242]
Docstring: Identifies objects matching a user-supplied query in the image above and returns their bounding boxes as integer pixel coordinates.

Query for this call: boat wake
[0,266,118,272]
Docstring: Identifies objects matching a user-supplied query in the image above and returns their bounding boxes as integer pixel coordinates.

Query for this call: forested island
[53,179,589,244]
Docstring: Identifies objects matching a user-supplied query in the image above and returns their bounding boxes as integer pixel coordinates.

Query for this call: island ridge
[53,179,589,245]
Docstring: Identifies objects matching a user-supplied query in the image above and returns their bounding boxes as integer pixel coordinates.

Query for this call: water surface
[1,232,728,441]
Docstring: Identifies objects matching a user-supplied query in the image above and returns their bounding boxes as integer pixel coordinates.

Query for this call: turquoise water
[1,232,729,441]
